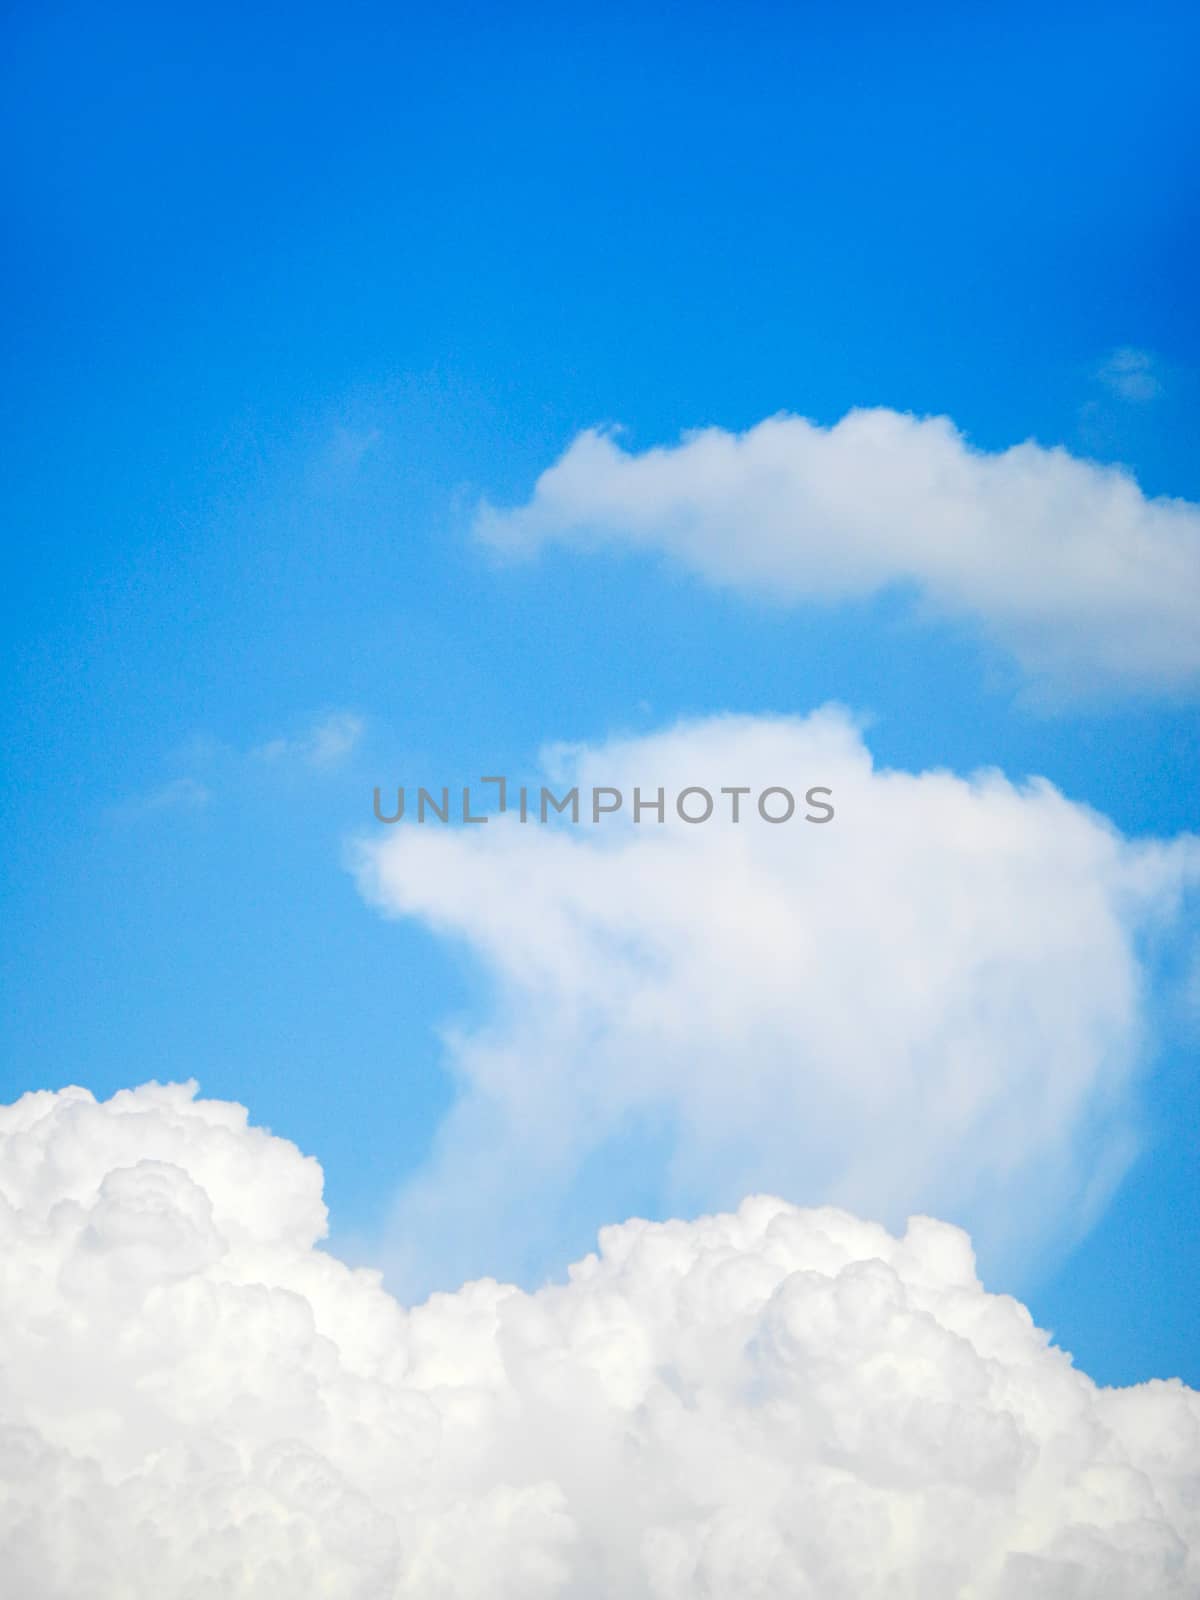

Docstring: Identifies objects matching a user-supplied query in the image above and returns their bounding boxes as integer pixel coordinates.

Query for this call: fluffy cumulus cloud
[474,409,1200,693]
[1,1080,1197,1598]
[354,709,1199,1294]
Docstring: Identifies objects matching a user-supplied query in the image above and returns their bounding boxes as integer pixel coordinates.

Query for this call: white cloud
[1098,348,1162,404]
[352,710,1199,1294]
[252,710,365,770]
[112,776,212,821]
[0,1079,1196,1597]
[475,409,1200,694]
[114,713,364,821]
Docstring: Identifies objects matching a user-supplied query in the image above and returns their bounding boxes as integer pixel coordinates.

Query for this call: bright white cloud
[353,710,1199,1294]
[475,409,1200,693]
[0,1080,1196,1597]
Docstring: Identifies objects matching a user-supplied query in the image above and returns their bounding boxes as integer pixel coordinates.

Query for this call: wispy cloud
[251,711,365,771]
[1098,346,1163,403]
[111,775,212,821]
[115,712,364,821]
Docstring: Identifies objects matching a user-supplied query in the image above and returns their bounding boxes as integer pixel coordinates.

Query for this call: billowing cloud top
[474,410,1200,694]
[354,709,1199,1294]
[1,1079,1197,1597]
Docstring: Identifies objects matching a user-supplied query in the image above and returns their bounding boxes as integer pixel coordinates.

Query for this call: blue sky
[3,0,1198,1389]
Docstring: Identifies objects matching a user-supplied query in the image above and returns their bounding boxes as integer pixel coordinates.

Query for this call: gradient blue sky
[2,0,1198,1385]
